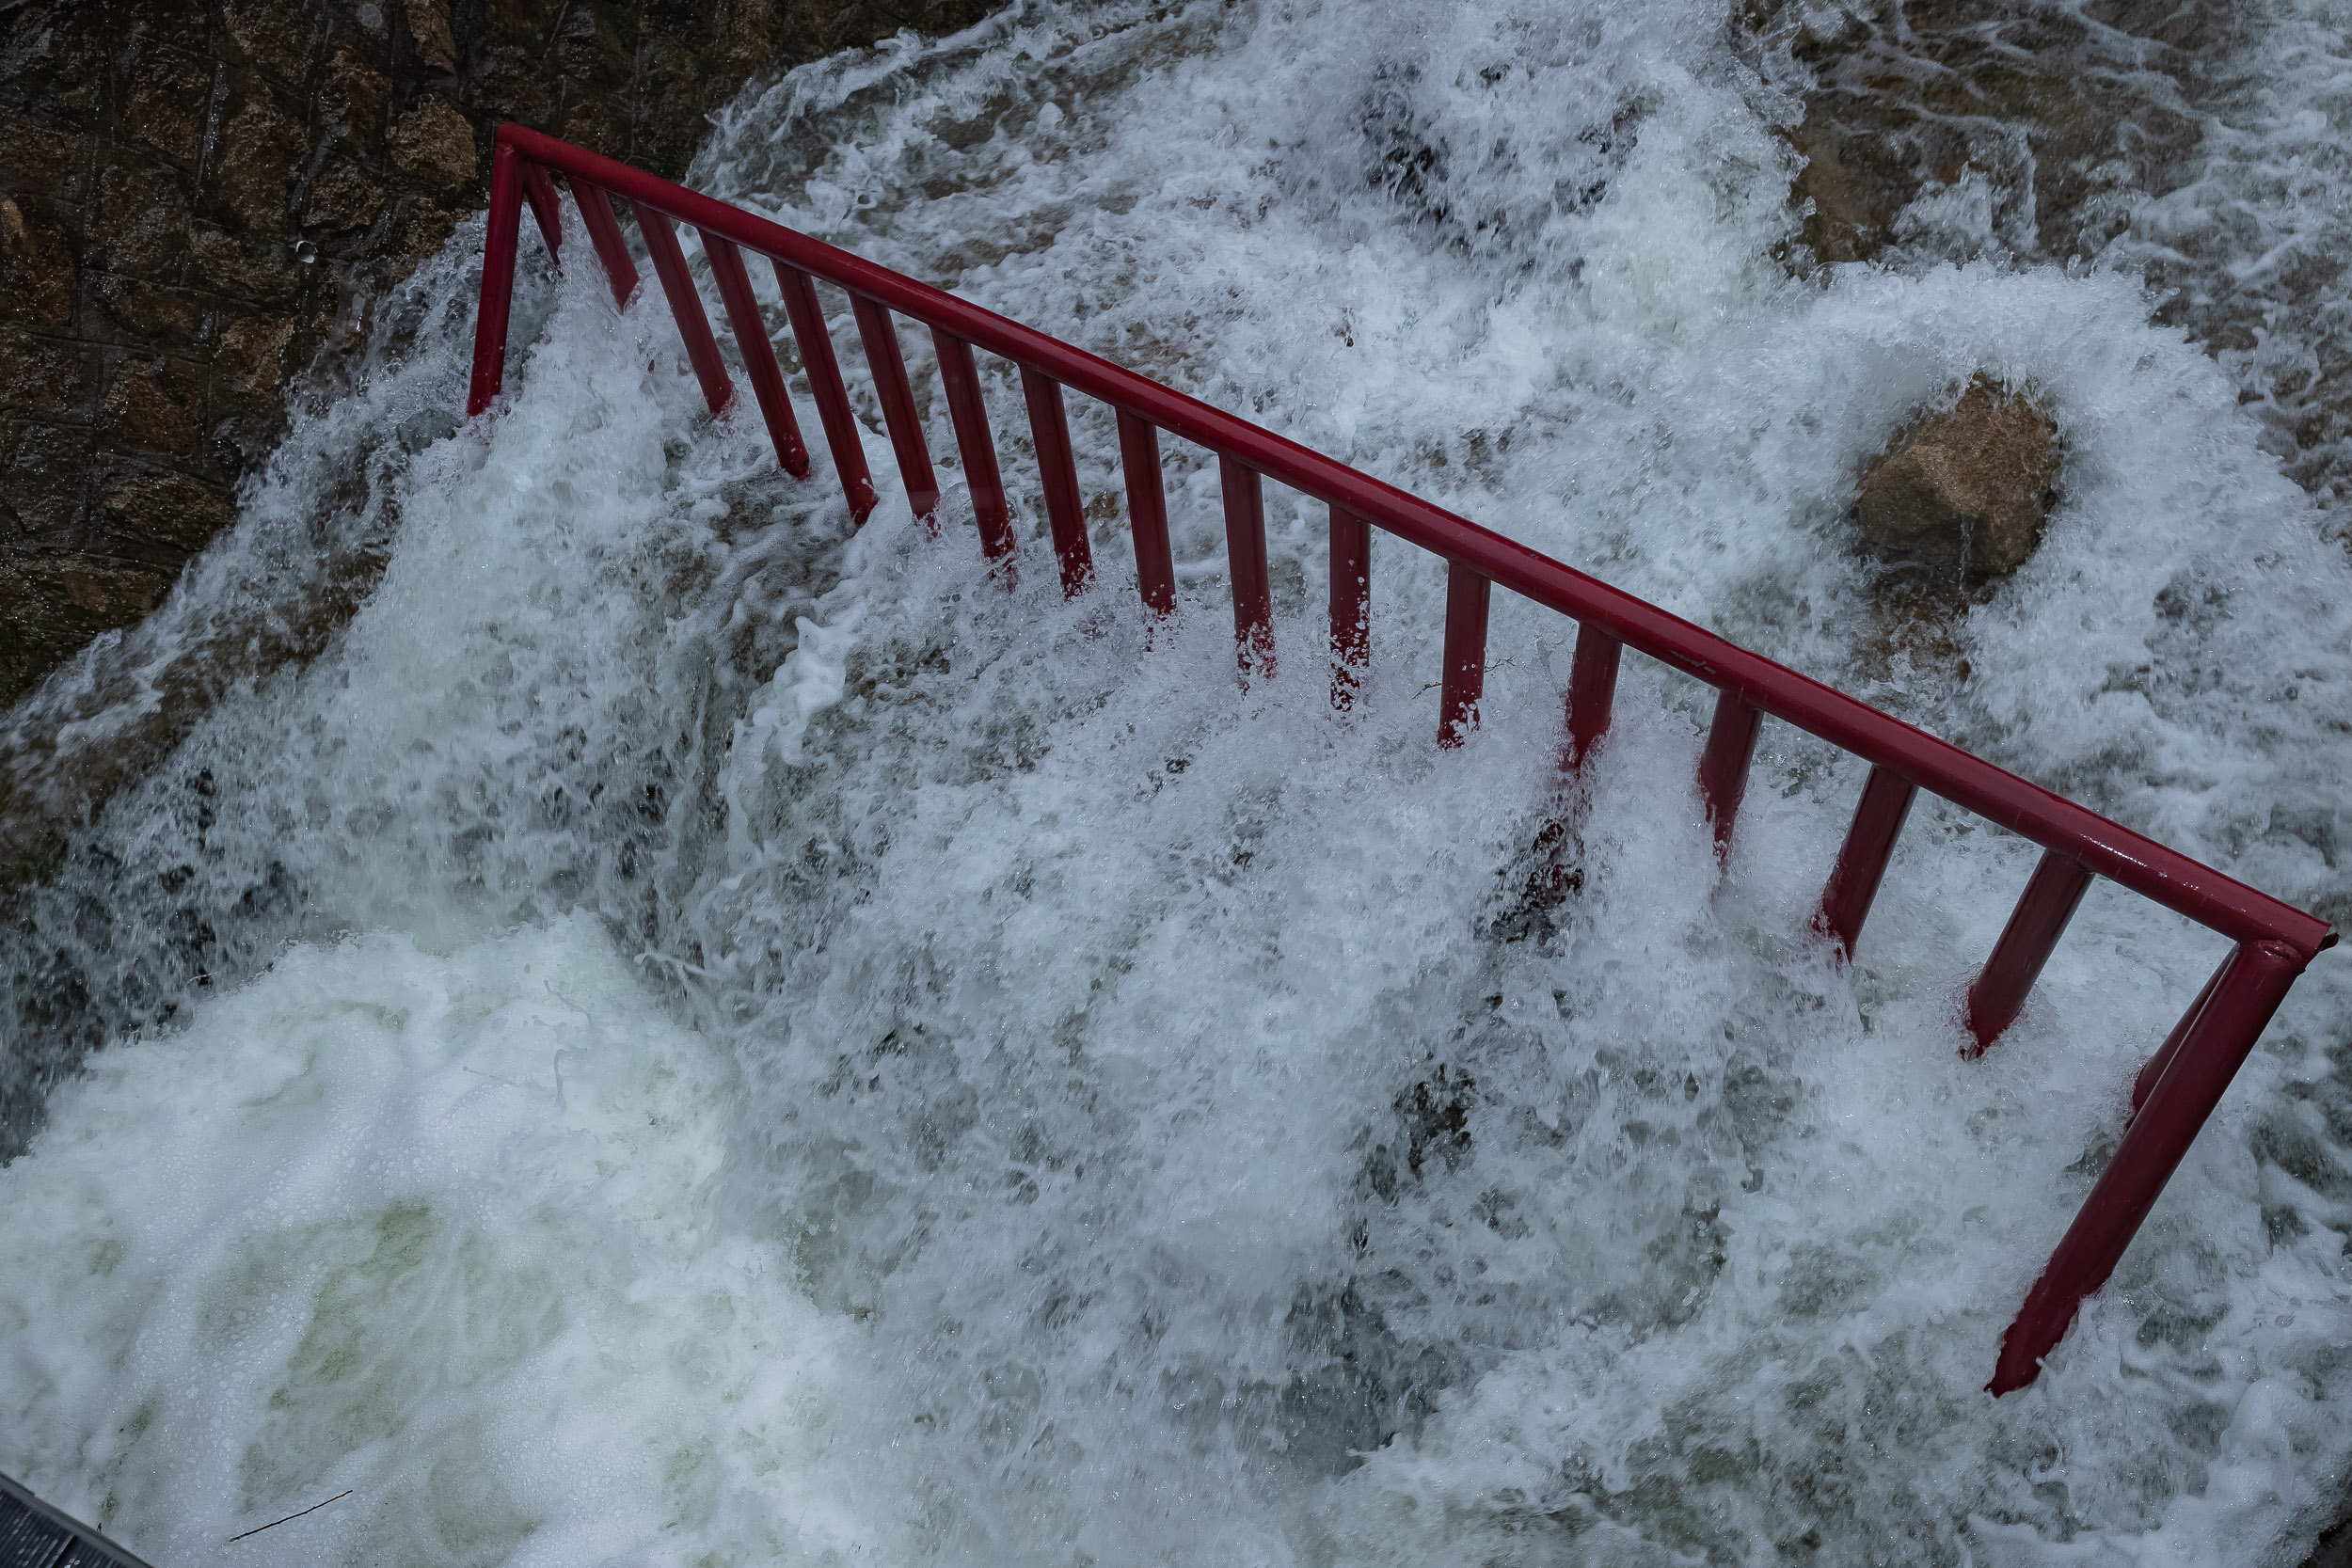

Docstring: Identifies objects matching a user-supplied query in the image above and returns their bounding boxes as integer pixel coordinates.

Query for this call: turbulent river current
[8,1,2352,1563]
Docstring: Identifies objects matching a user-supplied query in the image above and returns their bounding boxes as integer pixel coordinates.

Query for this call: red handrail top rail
[495,124,2332,963]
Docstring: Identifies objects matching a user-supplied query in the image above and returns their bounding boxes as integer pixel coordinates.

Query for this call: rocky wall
[0,0,992,708]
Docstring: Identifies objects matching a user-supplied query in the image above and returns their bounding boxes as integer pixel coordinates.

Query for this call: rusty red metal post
[633,203,736,417]
[852,296,940,529]
[773,263,878,521]
[1564,624,1621,771]
[703,234,810,478]
[1989,938,2310,1393]
[464,139,527,417]
[2132,955,2232,1117]
[1818,765,1917,958]
[1022,369,1093,595]
[568,176,638,307]
[1697,691,1763,857]
[1965,850,2096,1054]
[932,329,1015,569]
[1118,412,1175,618]
[521,161,564,260]
[1220,457,1274,682]
[1329,507,1370,711]
[1439,562,1491,748]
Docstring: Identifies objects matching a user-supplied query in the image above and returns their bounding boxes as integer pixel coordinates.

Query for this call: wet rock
[91,160,191,273]
[187,226,303,303]
[0,326,92,420]
[222,0,323,83]
[405,0,458,71]
[97,470,238,554]
[318,48,392,149]
[212,96,310,233]
[1854,375,2062,578]
[0,555,174,699]
[302,155,389,231]
[0,196,78,328]
[0,104,82,185]
[387,95,478,189]
[100,358,205,458]
[121,46,212,166]
[215,313,297,403]
[4,425,95,537]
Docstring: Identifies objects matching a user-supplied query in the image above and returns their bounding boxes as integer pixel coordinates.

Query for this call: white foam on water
[0,917,901,1567]
[7,0,2352,1564]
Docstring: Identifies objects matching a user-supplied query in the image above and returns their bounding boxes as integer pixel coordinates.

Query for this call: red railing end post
[1989,938,2308,1393]
[463,136,529,420]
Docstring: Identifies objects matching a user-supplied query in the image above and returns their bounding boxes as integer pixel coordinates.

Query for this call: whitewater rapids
[7,1,2352,1563]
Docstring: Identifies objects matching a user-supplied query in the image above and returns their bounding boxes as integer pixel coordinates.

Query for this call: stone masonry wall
[0,0,992,707]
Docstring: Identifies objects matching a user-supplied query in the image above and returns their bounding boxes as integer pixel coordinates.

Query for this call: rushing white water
[7,1,2352,1563]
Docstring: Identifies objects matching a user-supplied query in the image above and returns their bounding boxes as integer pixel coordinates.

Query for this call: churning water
[8,1,2352,1562]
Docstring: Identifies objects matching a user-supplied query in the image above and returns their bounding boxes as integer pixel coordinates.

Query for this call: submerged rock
[1854,374,2062,578]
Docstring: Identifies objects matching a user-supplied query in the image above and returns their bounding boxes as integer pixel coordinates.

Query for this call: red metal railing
[466,124,2336,1395]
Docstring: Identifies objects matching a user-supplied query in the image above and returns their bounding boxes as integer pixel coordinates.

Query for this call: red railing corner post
[464,135,530,418]
[1989,938,2310,1394]
[1439,562,1491,748]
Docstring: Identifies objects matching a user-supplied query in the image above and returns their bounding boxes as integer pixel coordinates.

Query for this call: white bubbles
[0,918,901,1567]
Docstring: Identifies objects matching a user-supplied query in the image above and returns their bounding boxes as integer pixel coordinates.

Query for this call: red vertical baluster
[1329,507,1370,710]
[931,329,1016,569]
[520,161,563,260]
[1118,412,1174,618]
[2131,954,2233,1117]
[1438,562,1491,748]
[850,295,940,529]
[1697,690,1763,857]
[632,202,735,417]
[464,137,527,417]
[772,262,876,521]
[1563,624,1621,770]
[1816,765,1917,958]
[1021,368,1094,595]
[569,177,639,308]
[1963,849,2095,1054]
[702,234,810,478]
[1220,456,1275,682]
[1990,939,2308,1394]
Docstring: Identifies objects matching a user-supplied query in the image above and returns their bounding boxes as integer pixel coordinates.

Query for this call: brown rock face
[1854,375,2062,578]
[388,95,478,190]
[0,0,1003,721]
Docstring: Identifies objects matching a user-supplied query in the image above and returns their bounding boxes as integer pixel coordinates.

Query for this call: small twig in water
[1414,657,1516,699]
[228,1490,353,1543]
